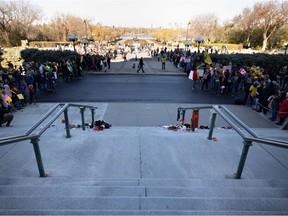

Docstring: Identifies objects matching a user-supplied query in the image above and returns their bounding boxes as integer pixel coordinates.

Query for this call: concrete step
[1,177,288,188]
[2,209,288,215]
[0,185,287,198]
[0,196,287,212]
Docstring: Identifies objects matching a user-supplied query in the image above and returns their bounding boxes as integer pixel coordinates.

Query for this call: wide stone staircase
[1,103,288,215]
[0,176,288,215]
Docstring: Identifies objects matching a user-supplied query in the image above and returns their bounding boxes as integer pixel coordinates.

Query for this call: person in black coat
[137,57,145,73]
[0,97,14,127]
[258,82,276,114]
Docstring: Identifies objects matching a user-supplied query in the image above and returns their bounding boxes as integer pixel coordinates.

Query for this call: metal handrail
[24,103,60,136]
[0,134,39,146]
[177,105,288,179]
[212,106,248,138]
[37,103,69,136]
[60,103,97,109]
[245,137,288,149]
[0,103,97,177]
[0,134,28,143]
[219,106,259,138]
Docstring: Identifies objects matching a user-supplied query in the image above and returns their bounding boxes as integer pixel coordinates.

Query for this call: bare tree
[50,14,88,41]
[231,7,260,48]
[233,0,288,50]
[0,0,41,46]
[255,1,288,50]
[188,14,219,42]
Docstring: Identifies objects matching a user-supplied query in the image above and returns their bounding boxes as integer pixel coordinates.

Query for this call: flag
[204,51,212,65]
[239,68,247,76]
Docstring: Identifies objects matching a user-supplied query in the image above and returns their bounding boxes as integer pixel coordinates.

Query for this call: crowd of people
[0,58,87,127]
[1,47,288,127]
[158,48,288,126]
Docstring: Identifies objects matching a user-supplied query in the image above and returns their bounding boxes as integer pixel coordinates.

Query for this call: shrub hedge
[19,49,288,74]
[199,53,288,73]
[20,49,81,63]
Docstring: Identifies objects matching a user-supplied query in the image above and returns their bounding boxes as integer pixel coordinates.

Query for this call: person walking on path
[137,57,145,73]
[161,56,167,70]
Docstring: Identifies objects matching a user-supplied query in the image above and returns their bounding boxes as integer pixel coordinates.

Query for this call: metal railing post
[234,140,253,179]
[80,107,86,130]
[207,110,217,140]
[64,109,71,138]
[181,110,186,124]
[91,108,95,127]
[177,108,181,121]
[31,138,46,177]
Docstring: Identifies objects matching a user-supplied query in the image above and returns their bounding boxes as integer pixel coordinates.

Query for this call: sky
[27,0,263,28]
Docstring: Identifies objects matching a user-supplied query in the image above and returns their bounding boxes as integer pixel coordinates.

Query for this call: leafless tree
[188,14,219,43]
[0,0,41,46]
[233,0,288,50]
[256,0,288,50]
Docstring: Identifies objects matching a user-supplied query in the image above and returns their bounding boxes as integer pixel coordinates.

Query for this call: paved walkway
[87,51,185,75]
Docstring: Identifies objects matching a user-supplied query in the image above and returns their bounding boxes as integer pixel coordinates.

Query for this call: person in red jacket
[276,92,288,126]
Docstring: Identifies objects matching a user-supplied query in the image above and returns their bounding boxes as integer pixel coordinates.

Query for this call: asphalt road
[37,74,235,104]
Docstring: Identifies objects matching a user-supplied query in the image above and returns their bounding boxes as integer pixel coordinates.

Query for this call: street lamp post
[68,34,78,52]
[185,22,191,51]
[81,39,88,55]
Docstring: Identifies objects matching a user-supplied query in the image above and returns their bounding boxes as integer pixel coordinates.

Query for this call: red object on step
[190,110,199,129]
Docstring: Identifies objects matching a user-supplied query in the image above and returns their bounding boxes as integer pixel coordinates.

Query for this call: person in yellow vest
[161,56,167,70]
[246,81,259,107]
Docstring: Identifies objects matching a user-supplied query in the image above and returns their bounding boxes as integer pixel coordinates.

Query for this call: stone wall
[1,47,24,69]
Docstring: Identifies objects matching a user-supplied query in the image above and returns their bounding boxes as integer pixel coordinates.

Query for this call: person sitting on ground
[0,95,14,127]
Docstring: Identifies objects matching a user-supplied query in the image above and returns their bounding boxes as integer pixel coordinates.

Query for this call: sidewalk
[86,51,185,76]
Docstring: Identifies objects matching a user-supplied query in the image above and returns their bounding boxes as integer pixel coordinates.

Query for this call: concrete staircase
[0,177,288,215]
[1,103,288,215]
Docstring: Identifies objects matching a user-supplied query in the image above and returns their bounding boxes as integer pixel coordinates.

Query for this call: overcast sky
[28,0,265,28]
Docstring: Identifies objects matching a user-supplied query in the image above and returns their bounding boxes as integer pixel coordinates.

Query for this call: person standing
[269,90,286,121]
[246,81,259,107]
[161,56,166,70]
[189,65,199,91]
[201,68,211,91]
[107,55,111,69]
[276,92,288,126]
[137,57,145,73]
